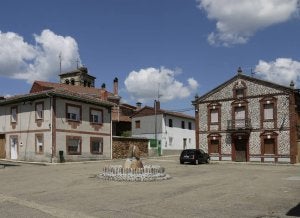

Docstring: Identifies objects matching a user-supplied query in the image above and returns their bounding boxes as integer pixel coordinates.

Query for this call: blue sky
[0,0,300,114]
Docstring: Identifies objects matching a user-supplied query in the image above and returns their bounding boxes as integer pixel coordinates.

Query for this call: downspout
[46,93,53,163]
[289,91,297,164]
[110,107,113,160]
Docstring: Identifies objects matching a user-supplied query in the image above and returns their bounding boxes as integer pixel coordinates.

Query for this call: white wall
[132,113,195,153]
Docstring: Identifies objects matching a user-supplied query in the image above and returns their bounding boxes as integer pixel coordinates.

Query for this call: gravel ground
[0,157,299,218]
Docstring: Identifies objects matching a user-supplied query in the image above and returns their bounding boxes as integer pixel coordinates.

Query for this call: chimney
[100,83,107,100]
[154,100,160,111]
[113,77,118,96]
[290,80,295,89]
[136,102,142,110]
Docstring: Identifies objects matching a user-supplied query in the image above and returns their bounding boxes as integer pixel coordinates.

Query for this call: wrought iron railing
[227,119,252,130]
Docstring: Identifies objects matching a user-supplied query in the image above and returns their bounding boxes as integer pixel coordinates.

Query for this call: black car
[180,149,210,165]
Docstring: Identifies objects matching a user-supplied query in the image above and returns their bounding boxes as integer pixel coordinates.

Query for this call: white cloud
[0,29,81,83]
[197,0,299,46]
[124,67,199,103]
[255,58,300,87]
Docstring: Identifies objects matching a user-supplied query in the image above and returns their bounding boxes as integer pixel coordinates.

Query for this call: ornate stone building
[193,68,300,164]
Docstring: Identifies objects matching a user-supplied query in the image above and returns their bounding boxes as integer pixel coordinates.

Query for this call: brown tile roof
[131,106,195,120]
[30,80,114,99]
[0,88,115,108]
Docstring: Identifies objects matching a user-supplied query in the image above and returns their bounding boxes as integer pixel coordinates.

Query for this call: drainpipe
[110,107,113,160]
[46,93,53,163]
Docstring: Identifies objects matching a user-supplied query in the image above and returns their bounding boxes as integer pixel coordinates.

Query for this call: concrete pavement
[0,157,299,218]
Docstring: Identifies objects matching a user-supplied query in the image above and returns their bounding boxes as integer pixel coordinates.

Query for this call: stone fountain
[98,145,170,182]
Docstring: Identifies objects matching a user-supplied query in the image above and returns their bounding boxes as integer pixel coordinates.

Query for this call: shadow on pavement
[0,162,20,168]
[286,203,300,217]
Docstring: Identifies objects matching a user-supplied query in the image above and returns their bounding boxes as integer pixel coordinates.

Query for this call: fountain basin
[98,165,171,182]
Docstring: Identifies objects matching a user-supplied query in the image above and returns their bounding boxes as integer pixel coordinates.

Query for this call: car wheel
[194,159,199,165]
[206,158,210,164]
[180,160,184,164]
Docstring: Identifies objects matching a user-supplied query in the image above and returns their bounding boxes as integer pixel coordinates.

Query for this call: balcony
[227,119,252,131]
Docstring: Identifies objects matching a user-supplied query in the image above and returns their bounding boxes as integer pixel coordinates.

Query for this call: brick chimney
[113,77,118,96]
[100,83,108,100]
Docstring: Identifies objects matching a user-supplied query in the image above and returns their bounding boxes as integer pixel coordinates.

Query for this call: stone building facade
[193,68,300,164]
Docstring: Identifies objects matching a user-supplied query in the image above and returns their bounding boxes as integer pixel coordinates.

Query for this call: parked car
[180,149,210,165]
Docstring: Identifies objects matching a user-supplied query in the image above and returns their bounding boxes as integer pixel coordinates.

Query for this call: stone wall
[112,136,148,159]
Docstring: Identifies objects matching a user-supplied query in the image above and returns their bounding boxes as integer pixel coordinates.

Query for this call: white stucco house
[0,87,114,163]
[131,101,195,156]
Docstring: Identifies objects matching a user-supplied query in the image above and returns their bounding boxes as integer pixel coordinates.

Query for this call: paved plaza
[0,157,299,218]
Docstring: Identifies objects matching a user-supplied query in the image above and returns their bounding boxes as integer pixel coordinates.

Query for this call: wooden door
[235,139,247,162]
[0,135,6,158]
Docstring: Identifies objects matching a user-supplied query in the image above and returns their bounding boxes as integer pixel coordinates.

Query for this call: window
[35,134,43,154]
[264,138,275,154]
[90,137,103,154]
[210,109,219,123]
[235,89,245,98]
[188,122,192,130]
[264,103,274,120]
[90,109,103,124]
[234,106,246,128]
[66,136,81,155]
[233,81,247,98]
[181,121,185,129]
[168,119,173,127]
[66,104,81,121]
[11,106,17,123]
[135,120,141,128]
[35,102,44,120]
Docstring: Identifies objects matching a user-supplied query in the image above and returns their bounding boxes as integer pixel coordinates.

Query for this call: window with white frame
[11,106,17,123]
[90,109,103,124]
[35,103,43,120]
[67,105,80,121]
[66,136,81,155]
[36,134,43,154]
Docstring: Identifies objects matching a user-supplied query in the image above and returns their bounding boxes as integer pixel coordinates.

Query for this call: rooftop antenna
[59,52,62,74]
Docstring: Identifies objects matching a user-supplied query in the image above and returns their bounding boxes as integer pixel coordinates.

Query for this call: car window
[199,149,205,154]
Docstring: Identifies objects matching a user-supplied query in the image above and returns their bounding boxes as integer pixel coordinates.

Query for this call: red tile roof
[30,80,114,99]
